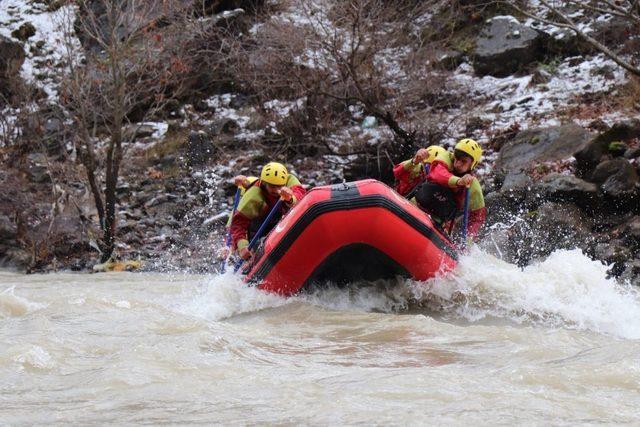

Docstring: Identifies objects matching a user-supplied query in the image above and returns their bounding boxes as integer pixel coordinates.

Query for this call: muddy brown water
[2,248,640,424]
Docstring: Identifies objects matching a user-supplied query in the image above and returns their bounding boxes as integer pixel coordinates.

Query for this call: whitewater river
[2,248,640,425]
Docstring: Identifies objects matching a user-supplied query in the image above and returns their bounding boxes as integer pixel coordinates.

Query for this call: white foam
[0,286,46,317]
[174,271,289,322]
[14,345,55,370]
[170,251,640,339]
[410,247,640,339]
[282,247,640,340]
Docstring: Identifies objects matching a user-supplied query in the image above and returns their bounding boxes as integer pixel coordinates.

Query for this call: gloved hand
[413,148,429,164]
[457,174,474,188]
[238,246,253,260]
[217,246,231,260]
[278,186,294,203]
[233,175,251,188]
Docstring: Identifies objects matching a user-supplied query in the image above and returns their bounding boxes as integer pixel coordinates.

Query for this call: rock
[124,123,167,140]
[593,239,633,277]
[500,171,532,192]
[541,27,585,57]
[186,131,216,166]
[575,119,640,176]
[26,153,51,183]
[436,50,465,71]
[619,259,640,286]
[11,22,36,41]
[486,201,594,266]
[207,118,239,135]
[49,216,92,259]
[592,159,638,197]
[624,147,640,160]
[494,124,592,193]
[472,16,546,77]
[0,35,26,99]
[0,214,17,242]
[623,216,640,243]
[591,158,627,183]
[535,173,598,209]
[534,202,593,249]
[608,141,627,157]
[1,248,31,270]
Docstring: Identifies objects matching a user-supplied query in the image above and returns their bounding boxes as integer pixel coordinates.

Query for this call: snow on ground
[452,53,631,135]
[0,0,80,101]
[263,98,306,117]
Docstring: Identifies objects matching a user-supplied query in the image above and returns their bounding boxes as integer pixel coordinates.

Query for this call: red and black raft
[242,179,458,296]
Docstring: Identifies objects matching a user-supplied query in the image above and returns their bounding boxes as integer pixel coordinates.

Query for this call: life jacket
[414,182,458,224]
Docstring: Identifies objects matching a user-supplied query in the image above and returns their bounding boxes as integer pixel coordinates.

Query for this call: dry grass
[144,129,188,164]
[615,76,640,113]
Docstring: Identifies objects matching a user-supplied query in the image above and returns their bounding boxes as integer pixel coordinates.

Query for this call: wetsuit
[230,175,306,251]
[394,151,454,197]
[427,159,486,238]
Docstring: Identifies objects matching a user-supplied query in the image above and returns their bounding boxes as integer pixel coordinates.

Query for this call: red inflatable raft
[242,179,458,296]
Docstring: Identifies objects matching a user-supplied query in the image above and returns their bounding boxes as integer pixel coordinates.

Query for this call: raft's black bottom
[301,243,409,290]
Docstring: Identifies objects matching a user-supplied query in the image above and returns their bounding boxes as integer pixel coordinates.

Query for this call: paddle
[234,199,284,273]
[220,187,242,273]
[461,187,470,249]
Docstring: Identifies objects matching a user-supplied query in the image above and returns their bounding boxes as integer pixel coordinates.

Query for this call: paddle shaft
[234,199,284,273]
[461,187,470,248]
[220,188,242,273]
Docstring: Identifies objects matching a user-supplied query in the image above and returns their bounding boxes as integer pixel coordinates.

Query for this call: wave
[182,248,640,339]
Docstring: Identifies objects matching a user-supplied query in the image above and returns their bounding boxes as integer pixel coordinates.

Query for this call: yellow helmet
[260,162,288,186]
[454,138,482,169]
[425,145,449,164]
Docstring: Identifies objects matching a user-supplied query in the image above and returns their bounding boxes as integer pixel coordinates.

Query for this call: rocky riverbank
[1,0,639,286]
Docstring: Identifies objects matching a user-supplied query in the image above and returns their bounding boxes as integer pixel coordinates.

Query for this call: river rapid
[2,248,640,425]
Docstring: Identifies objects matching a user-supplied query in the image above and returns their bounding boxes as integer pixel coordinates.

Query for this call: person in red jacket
[427,138,486,240]
[230,162,306,260]
[393,145,450,197]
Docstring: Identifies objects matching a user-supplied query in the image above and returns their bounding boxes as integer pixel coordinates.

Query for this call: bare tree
[505,0,640,77]
[59,0,195,262]
[224,0,452,177]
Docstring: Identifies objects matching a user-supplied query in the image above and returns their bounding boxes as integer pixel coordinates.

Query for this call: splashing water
[299,247,640,339]
[181,247,640,339]
[174,270,290,322]
[0,286,47,318]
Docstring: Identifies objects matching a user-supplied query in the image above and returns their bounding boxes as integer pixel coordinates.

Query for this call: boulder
[541,27,585,57]
[534,173,598,209]
[472,16,546,77]
[592,158,638,197]
[533,202,593,251]
[11,22,36,41]
[624,147,640,160]
[619,259,640,287]
[0,35,26,99]
[623,216,640,244]
[495,124,592,193]
[484,201,594,266]
[0,214,17,243]
[608,141,628,157]
[575,119,640,176]
[593,239,633,277]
